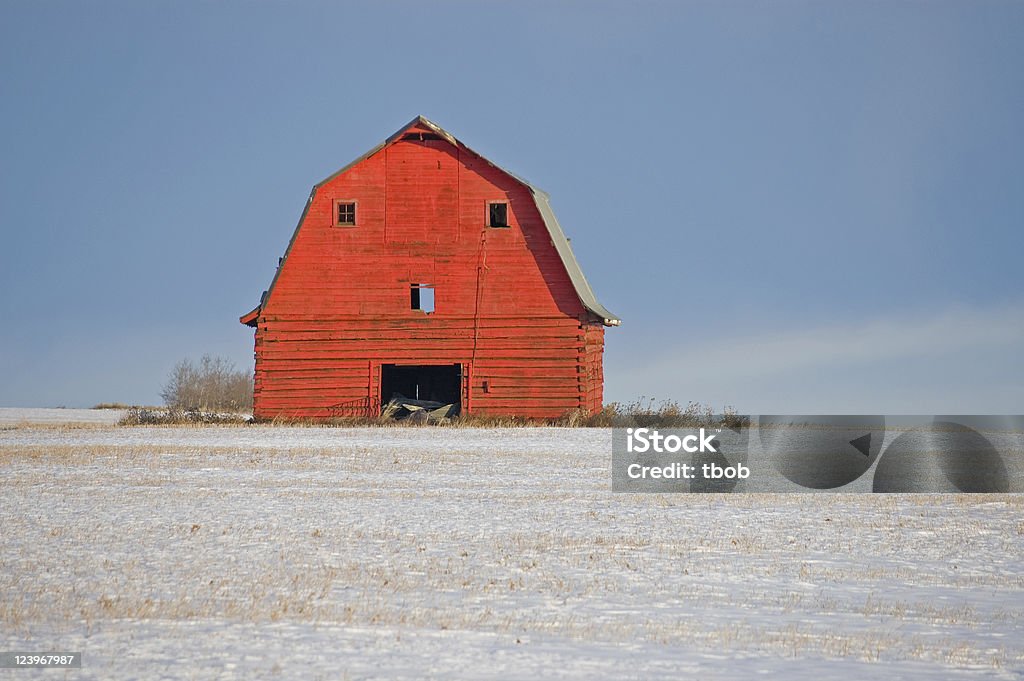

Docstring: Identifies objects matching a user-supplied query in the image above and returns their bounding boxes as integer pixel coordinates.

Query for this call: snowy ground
[1,423,1022,679]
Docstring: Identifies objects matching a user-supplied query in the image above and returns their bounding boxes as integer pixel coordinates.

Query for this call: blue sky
[1,1,1022,412]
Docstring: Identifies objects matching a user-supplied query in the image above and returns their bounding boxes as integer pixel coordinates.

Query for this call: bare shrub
[160,355,252,413]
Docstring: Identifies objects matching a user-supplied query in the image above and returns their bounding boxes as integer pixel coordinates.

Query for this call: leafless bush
[160,355,252,413]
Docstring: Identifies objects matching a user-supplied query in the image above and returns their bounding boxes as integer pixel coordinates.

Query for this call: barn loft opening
[410,284,435,313]
[402,132,444,142]
[381,364,460,404]
[488,202,509,228]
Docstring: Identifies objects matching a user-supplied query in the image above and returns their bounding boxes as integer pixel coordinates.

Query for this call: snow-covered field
[1,420,1022,679]
[0,407,125,426]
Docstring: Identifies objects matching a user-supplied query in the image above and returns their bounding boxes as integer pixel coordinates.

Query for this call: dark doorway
[381,364,461,404]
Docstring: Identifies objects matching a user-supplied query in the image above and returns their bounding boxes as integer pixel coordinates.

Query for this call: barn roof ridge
[243,115,620,327]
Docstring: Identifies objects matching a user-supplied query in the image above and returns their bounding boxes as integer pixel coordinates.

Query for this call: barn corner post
[239,115,618,421]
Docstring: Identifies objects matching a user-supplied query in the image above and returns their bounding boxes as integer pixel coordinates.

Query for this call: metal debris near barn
[379,395,460,423]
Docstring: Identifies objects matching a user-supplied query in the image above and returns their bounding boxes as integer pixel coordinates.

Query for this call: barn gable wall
[249,123,606,419]
[263,138,585,320]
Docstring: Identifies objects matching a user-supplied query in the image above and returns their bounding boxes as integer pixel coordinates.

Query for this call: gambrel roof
[241,115,619,327]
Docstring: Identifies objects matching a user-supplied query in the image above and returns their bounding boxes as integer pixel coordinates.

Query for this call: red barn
[240,116,619,420]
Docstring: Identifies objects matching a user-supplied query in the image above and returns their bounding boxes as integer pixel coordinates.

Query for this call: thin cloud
[609,303,1024,412]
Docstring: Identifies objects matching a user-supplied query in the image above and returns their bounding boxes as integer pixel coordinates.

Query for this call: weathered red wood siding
[249,122,606,419]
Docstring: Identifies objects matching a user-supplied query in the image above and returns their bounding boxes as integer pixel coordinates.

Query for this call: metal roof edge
[528,190,621,326]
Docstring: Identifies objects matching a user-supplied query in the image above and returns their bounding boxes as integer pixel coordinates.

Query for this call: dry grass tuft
[246,398,745,429]
[118,408,250,426]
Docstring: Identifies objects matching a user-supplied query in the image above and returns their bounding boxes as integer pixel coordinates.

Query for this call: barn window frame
[333,199,358,227]
[486,201,510,228]
[410,283,435,314]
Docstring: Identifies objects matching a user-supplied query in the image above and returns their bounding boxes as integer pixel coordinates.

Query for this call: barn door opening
[380,364,461,404]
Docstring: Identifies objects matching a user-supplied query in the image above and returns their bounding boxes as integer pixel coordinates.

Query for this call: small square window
[334,200,356,227]
[487,202,509,228]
